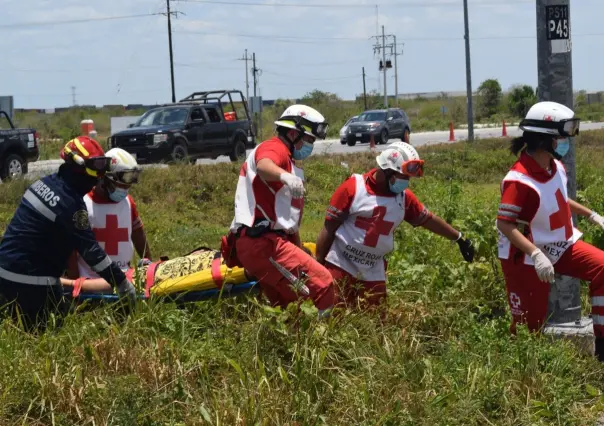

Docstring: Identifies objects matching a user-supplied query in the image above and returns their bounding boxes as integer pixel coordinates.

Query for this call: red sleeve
[254,140,290,170]
[128,195,143,231]
[403,189,432,227]
[497,181,539,224]
[325,177,356,222]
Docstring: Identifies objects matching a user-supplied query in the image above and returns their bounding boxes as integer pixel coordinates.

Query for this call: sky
[1,0,603,108]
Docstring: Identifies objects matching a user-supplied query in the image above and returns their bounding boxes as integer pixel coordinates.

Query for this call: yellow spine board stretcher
[149,242,317,296]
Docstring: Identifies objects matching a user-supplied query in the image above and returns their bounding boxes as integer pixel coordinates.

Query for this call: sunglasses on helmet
[401,160,424,177]
[520,117,580,137]
[107,169,142,185]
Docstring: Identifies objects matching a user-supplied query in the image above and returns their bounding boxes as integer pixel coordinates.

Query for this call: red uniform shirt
[246,137,295,223]
[325,168,432,227]
[497,152,559,225]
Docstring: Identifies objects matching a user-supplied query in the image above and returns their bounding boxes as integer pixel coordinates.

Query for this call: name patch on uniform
[73,210,90,230]
[342,244,382,267]
[539,240,570,263]
[31,180,61,207]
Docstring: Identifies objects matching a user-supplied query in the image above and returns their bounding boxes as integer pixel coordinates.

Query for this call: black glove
[456,233,474,263]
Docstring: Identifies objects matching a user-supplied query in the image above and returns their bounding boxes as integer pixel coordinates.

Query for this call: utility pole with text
[536,0,582,327]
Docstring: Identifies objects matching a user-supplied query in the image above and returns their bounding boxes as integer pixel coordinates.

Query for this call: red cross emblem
[543,115,554,121]
[549,189,572,239]
[354,206,395,248]
[93,214,129,255]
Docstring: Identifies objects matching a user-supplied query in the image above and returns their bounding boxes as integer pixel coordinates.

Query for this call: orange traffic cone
[448,122,455,142]
[369,133,376,151]
[502,120,507,137]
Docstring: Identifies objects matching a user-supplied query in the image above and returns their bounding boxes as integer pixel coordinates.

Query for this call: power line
[173,0,534,8]
[0,13,163,30]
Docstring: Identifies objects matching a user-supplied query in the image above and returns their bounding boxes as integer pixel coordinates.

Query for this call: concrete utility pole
[166,0,176,102]
[362,67,368,110]
[71,86,77,106]
[462,0,474,142]
[238,49,250,102]
[536,0,582,327]
[393,35,399,105]
[381,25,387,107]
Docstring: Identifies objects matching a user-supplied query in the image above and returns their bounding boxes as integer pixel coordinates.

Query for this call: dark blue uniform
[0,166,127,330]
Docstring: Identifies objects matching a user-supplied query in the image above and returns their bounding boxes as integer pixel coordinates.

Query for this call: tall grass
[1,132,604,424]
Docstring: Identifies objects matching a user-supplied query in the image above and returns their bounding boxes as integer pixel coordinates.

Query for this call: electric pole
[536,0,581,327]
[362,67,368,110]
[251,52,262,139]
[167,0,176,102]
[71,86,77,106]
[238,49,250,102]
[381,25,387,107]
[393,35,399,105]
[463,0,474,142]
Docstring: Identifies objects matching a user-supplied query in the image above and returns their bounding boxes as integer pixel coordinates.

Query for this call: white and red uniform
[325,168,432,306]
[231,137,335,310]
[76,190,143,278]
[498,152,604,336]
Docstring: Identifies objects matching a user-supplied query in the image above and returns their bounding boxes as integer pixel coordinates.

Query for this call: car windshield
[136,107,190,127]
[358,112,386,122]
[346,117,359,126]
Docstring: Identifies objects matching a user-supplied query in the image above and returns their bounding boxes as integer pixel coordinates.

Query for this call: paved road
[22,122,604,180]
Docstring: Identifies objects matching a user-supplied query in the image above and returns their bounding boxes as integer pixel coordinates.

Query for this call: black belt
[240,219,286,239]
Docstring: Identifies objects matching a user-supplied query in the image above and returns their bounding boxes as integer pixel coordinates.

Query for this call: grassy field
[1,132,604,424]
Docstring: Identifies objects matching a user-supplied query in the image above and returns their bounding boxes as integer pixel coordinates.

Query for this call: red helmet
[60,136,112,178]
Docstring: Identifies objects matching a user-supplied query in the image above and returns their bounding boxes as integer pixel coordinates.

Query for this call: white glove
[589,211,604,229]
[530,248,555,283]
[279,172,305,199]
[117,278,137,304]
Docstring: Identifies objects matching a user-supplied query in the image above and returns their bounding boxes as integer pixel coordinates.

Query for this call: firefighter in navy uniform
[0,136,136,331]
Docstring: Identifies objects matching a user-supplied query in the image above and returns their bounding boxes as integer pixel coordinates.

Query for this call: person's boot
[594,337,604,362]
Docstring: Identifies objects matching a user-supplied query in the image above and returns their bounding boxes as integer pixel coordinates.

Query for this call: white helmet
[105,148,142,185]
[376,142,424,176]
[519,101,580,137]
[274,104,329,139]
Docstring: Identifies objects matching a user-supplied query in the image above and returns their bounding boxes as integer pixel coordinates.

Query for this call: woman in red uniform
[497,101,604,360]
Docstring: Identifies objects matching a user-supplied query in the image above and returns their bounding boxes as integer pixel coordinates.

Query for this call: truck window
[190,108,204,121]
[206,108,221,123]
[0,113,11,130]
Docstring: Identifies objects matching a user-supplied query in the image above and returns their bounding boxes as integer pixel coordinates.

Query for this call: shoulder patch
[73,210,90,230]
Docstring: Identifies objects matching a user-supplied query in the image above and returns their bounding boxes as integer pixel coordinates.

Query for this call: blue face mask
[109,187,129,202]
[555,138,571,158]
[293,141,314,160]
[389,177,409,194]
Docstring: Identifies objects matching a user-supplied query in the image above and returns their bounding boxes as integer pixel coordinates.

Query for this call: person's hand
[117,278,137,304]
[530,248,555,283]
[589,211,604,230]
[279,172,305,199]
[456,233,475,263]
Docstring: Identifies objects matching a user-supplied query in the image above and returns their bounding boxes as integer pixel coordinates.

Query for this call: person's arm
[257,158,289,182]
[132,227,152,259]
[569,199,594,218]
[497,219,538,256]
[420,215,461,241]
[316,220,342,265]
[60,277,113,293]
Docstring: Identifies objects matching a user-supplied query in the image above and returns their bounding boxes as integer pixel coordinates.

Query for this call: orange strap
[72,278,86,298]
[145,261,163,298]
[211,258,224,289]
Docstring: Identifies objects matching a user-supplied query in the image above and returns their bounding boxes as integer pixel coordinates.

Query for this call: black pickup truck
[108,90,256,164]
[0,110,39,180]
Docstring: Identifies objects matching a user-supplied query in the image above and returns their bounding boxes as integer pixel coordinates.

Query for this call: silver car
[339,115,359,144]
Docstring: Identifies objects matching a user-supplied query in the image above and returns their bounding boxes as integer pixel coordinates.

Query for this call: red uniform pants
[236,230,335,311]
[500,240,604,337]
[325,262,387,308]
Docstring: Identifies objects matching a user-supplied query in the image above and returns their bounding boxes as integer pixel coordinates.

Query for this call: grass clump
[1,132,604,424]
